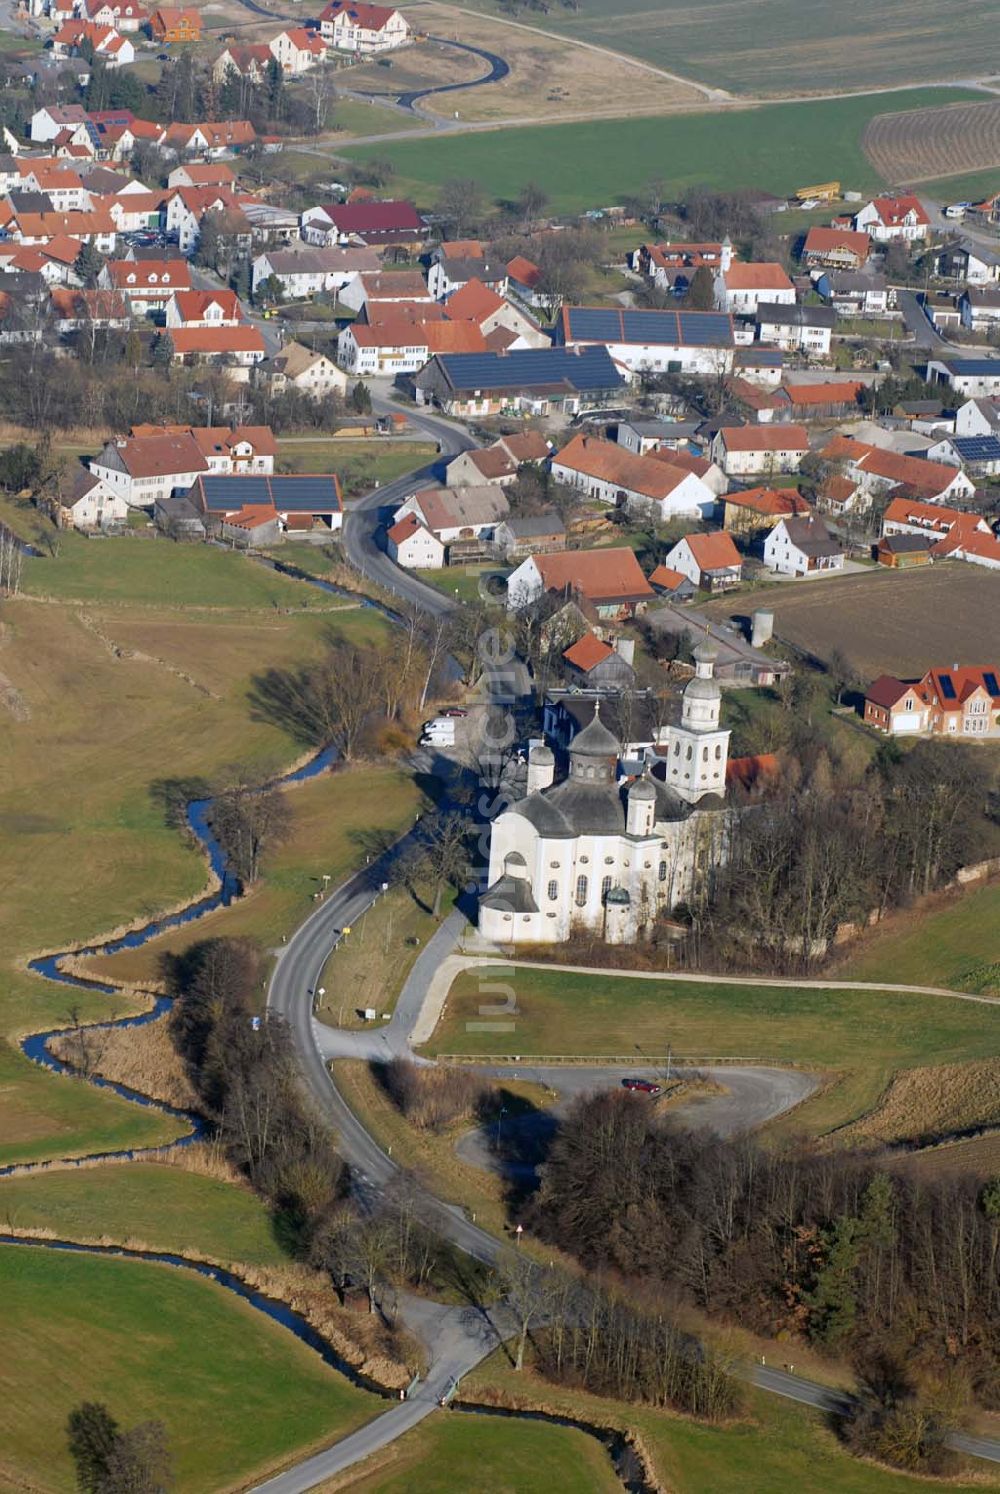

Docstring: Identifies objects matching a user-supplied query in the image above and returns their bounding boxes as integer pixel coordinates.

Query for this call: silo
[751,609,774,648]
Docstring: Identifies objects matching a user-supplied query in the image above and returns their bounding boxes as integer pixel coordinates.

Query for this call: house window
[658,861,667,882]
[601,876,612,901]
[604,856,614,865]
[547,880,558,901]
[575,876,588,907]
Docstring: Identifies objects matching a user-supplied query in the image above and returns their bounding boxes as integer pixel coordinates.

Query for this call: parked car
[621,1078,661,1095]
[440,707,468,718]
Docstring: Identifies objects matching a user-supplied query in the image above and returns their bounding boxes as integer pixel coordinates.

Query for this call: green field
[462,1359,1000,1494]
[344,88,982,212]
[915,168,1000,204]
[459,0,1000,96]
[21,531,323,609]
[345,1411,620,1492]
[432,965,1000,1133]
[279,438,437,494]
[841,881,1000,994]
[0,1244,378,1493]
[0,1162,292,1265]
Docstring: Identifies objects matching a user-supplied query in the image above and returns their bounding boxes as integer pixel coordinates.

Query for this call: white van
[420,717,456,747]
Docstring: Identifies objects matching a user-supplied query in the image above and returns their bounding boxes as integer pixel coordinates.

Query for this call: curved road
[397,35,510,111]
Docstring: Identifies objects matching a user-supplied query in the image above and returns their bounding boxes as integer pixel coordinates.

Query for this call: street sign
[251,1016,261,1031]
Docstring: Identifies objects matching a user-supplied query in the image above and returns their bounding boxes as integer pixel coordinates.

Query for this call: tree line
[532,1091,1000,1428]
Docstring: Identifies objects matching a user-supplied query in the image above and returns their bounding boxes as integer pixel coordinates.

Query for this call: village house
[802,226,871,270]
[815,270,891,319]
[506,253,544,307]
[763,514,845,576]
[554,304,734,376]
[90,430,208,508]
[318,0,409,53]
[506,546,655,618]
[955,397,1000,437]
[98,255,189,313]
[780,380,865,420]
[56,467,129,529]
[211,44,272,86]
[756,302,836,356]
[933,238,1000,286]
[550,432,715,520]
[445,430,551,488]
[648,564,696,601]
[881,493,990,542]
[29,104,91,145]
[269,27,327,74]
[714,261,795,315]
[164,121,256,160]
[633,239,730,296]
[926,432,1000,477]
[164,288,242,329]
[386,512,446,569]
[301,199,426,251]
[722,486,812,535]
[167,325,266,380]
[337,315,486,377]
[853,195,929,242]
[616,418,700,455]
[393,483,509,546]
[413,346,626,418]
[149,6,201,42]
[733,346,784,386]
[711,424,809,477]
[52,20,134,66]
[821,434,976,503]
[258,341,347,400]
[427,255,508,301]
[662,530,742,592]
[959,288,1000,332]
[864,666,1000,738]
[251,244,378,300]
[49,285,130,331]
[493,512,566,561]
[875,532,936,568]
[443,278,548,350]
[338,269,433,316]
[167,162,235,191]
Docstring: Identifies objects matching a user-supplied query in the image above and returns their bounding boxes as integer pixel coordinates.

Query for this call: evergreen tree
[152,331,175,370]
[683,264,716,310]
[265,56,284,121]
[74,241,105,289]
[350,380,371,414]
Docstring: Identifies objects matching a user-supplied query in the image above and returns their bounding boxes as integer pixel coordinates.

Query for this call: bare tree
[210,780,290,887]
[496,1251,563,1371]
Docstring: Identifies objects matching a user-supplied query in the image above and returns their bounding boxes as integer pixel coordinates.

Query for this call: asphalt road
[397,36,510,111]
[895,286,952,353]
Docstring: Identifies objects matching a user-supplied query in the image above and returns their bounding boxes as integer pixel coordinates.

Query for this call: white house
[821,434,976,503]
[663,531,742,591]
[29,104,90,144]
[427,255,508,302]
[711,425,809,477]
[763,515,845,576]
[815,271,891,319]
[960,288,1000,332]
[393,483,509,543]
[164,289,242,329]
[756,303,835,357]
[954,397,1000,438]
[99,258,190,315]
[259,341,347,400]
[90,431,208,509]
[853,195,930,243]
[479,651,731,947]
[714,261,795,315]
[251,245,378,299]
[385,512,446,569]
[59,468,129,529]
[550,432,715,519]
[318,0,409,53]
[269,26,326,73]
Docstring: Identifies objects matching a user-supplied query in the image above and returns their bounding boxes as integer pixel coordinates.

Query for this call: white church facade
[480,644,732,946]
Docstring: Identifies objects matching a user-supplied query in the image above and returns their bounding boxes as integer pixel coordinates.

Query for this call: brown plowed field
[863,98,1000,183]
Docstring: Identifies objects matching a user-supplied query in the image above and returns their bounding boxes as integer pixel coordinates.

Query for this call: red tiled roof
[168,288,243,323]
[225,504,278,530]
[320,0,401,27]
[683,530,741,572]
[726,486,811,517]
[506,253,540,288]
[870,194,929,227]
[440,239,483,258]
[387,512,425,546]
[865,674,913,710]
[882,495,975,533]
[648,564,688,591]
[328,200,424,235]
[106,258,190,289]
[563,632,614,671]
[823,436,962,496]
[445,277,506,323]
[722,261,794,291]
[803,226,870,259]
[555,433,697,501]
[533,547,654,604]
[168,326,265,355]
[783,380,864,407]
[925,665,1000,710]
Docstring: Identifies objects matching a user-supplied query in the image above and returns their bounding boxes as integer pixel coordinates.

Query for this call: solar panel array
[563,307,733,348]
[938,675,957,700]
[437,346,624,392]
[198,475,341,513]
[952,435,1000,461]
[984,671,1000,698]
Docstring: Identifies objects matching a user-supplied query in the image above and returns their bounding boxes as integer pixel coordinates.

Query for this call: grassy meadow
[839,880,1000,994]
[430,965,1000,1135]
[0,1160,292,1266]
[0,1244,379,1493]
[457,0,1000,96]
[344,88,982,212]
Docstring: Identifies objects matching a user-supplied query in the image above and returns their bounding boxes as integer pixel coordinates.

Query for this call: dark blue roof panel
[197,475,342,513]
[951,435,1000,461]
[433,346,625,393]
[561,305,733,349]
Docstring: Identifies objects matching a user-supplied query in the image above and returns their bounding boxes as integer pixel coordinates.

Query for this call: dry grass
[47,1014,199,1112]
[839,1058,1000,1148]
[900,1131,1000,1183]
[380,2,703,123]
[863,99,1000,184]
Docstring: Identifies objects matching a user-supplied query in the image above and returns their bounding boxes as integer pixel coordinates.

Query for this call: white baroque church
[480,644,732,946]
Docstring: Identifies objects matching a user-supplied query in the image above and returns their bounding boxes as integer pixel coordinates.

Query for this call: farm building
[550,433,715,520]
[554,305,735,376]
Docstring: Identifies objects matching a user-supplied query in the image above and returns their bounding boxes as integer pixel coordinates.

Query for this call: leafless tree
[210,779,290,887]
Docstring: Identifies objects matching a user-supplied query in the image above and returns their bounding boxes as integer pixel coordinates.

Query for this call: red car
[441,707,468,718]
[622,1078,661,1095]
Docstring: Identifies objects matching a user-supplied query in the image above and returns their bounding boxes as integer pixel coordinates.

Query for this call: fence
[435,1053,789,1068]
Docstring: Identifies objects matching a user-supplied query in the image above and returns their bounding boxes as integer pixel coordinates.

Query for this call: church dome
[685,675,721,701]
[628,775,656,801]
[570,703,620,759]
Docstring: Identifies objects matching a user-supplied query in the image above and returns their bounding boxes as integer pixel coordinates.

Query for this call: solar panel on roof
[677,311,733,346]
[438,347,623,392]
[566,308,619,338]
[939,675,957,700]
[952,435,1000,460]
[984,672,999,697]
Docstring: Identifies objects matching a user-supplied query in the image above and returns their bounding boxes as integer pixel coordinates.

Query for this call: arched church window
[601,876,612,900]
[658,861,667,881]
[575,875,588,906]
[673,741,680,756]
[604,856,614,865]
[702,745,709,762]
[715,744,722,759]
[547,880,558,901]
[686,744,692,760]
